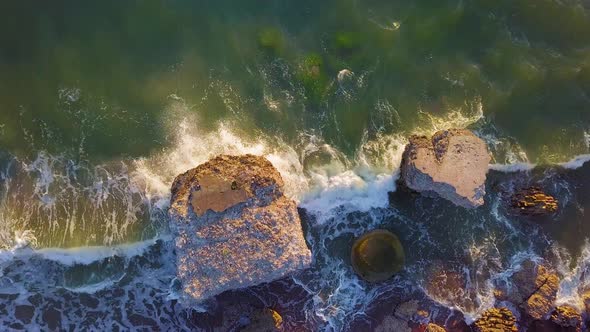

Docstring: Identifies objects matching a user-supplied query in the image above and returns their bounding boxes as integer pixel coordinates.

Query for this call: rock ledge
[169,154,312,302]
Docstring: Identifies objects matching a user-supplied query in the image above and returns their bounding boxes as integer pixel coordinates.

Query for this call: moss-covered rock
[351,229,405,282]
[578,65,590,94]
[296,53,329,103]
[333,31,361,53]
[257,27,285,55]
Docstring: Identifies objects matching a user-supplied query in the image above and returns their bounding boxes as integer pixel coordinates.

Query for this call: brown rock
[169,155,312,303]
[550,306,582,332]
[472,307,518,332]
[510,187,558,217]
[425,323,447,332]
[400,129,491,208]
[424,262,478,313]
[494,260,559,320]
[582,290,590,315]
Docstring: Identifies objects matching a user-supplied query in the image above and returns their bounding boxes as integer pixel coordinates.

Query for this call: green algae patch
[333,31,361,53]
[257,27,285,55]
[296,53,329,103]
[351,229,405,282]
[579,66,590,94]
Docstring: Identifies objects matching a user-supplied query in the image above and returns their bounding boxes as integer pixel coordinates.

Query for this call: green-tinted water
[1,2,590,330]
[1,0,589,161]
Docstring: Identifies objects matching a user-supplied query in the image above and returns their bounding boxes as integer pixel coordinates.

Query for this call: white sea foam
[0,236,163,267]
[559,154,590,170]
[554,241,590,310]
[36,237,162,266]
[488,162,536,172]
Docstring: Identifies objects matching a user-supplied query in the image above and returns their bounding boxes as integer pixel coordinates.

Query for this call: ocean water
[1,0,590,330]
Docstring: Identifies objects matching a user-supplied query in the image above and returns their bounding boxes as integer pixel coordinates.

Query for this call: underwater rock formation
[351,229,405,282]
[510,187,558,217]
[494,260,559,320]
[400,129,491,208]
[169,154,312,303]
[472,307,518,332]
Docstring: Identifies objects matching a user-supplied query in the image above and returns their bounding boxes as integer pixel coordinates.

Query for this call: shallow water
[1,0,590,330]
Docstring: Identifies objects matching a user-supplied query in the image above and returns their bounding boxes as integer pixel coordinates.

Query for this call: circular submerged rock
[351,230,405,282]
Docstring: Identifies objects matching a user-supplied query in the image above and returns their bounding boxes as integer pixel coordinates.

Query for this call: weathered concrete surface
[400,129,491,208]
[169,154,312,303]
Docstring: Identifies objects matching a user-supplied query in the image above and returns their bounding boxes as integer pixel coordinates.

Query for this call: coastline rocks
[351,230,405,282]
[424,262,478,313]
[510,187,558,217]
[550,306,582,332]
[400,129,491,208]
[216,304,283,332]
[472,307,518,332]
[424,323,446,332]
[494,260,559,320]
[169,154,312,302]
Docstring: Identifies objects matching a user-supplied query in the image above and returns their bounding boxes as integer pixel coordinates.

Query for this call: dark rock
[78,293,99,309]
[14,305,34,324]
[351,229,405,282]
[510,187,558,217]
[128,313,158,328]
[169,154,312,303]
[472,307,518,332]
[216,304,283,332]
[400,129,491,208]
[42,307,62,331]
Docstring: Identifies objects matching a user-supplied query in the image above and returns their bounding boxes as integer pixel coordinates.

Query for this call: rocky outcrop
[169,154,312,303]
[472,307,518,332]
[494,260,559,320]
[510,187,558,217]
[424,261,478,313]
[550,306,582,332]
[400,129,491,208]
[424,323,446,332]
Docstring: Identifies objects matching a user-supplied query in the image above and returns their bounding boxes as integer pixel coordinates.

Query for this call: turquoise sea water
[1,1,590,330]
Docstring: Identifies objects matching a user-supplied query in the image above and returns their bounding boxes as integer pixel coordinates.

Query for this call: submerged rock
[217,304,283,332]
[510,187,558,217]
[375,315,411,332]
[169,154,312,303]
[472,307,518,332]
[400,129,491,208]
[351,230,405,282]
[494,260,559,320]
